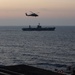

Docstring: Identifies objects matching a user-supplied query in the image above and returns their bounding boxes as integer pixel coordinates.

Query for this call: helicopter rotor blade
[30,11,34,13]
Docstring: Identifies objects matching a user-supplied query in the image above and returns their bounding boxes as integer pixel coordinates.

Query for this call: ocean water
[0,26,75,70]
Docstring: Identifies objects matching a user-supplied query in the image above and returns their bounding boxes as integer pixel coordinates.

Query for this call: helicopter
[25,11,39,17]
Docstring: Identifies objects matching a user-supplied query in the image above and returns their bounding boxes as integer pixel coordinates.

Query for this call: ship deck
[0,64,66,75]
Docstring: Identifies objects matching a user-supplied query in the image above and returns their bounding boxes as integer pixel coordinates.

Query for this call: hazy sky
[0,0,75,26]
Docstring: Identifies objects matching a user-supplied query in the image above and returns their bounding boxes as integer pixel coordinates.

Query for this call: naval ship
[22,23,55,31]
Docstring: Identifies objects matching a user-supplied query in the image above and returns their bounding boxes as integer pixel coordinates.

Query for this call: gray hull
[22,27,55,31]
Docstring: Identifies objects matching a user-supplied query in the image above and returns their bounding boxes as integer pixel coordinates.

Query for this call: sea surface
[0,26,75,70]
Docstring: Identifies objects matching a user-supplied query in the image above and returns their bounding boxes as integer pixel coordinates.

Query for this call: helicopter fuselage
[25,13,38,17]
